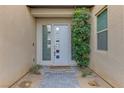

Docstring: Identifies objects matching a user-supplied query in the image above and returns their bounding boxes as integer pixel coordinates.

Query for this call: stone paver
[39,66,80,88]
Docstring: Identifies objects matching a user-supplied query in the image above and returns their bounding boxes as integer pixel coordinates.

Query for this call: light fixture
[56,27,59,31]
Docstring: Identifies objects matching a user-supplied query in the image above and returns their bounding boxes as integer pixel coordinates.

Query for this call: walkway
[11,66,112,88]
[39,66,80,88]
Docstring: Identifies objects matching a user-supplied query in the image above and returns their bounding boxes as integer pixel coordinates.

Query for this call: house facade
[0,5,124,87]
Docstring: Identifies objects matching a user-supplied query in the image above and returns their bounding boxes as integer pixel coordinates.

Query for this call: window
[97,9,108,51]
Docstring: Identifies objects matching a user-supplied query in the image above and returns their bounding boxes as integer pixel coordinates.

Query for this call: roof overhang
[28,5,94,8]
[28,5,93,18]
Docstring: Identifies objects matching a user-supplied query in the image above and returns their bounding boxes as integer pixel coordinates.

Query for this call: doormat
[49,66,71,69]
[39,67,79,88]
[42,66,77,73]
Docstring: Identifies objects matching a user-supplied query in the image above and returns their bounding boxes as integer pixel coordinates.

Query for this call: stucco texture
[90,5,124,87]
[0,5,35,87]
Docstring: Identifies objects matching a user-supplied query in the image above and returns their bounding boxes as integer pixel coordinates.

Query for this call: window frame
[96,7,108,51]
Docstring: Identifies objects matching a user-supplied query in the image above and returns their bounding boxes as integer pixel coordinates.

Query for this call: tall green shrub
[72,7,91,67]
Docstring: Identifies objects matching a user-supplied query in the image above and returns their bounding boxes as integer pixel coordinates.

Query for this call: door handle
[54,51,55,56]
[54,45,56,56]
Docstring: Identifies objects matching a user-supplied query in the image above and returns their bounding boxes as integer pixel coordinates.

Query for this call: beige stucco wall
[0,5,35,87]
[90,5,124,87]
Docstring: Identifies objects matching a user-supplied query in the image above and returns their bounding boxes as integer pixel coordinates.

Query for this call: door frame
[36,19,76,66]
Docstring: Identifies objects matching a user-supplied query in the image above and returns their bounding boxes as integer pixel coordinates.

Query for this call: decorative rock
[18,81,32,88]
[88,80,98,86]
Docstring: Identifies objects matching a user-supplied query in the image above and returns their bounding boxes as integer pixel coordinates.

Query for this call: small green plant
[29,64,42,75]
[82,70,92,77]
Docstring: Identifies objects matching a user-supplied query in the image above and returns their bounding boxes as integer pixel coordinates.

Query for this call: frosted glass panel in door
[42,25,51,60]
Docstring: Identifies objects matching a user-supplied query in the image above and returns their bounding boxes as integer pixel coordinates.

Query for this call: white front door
[52,24,70,65]
[37,23,71,66]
